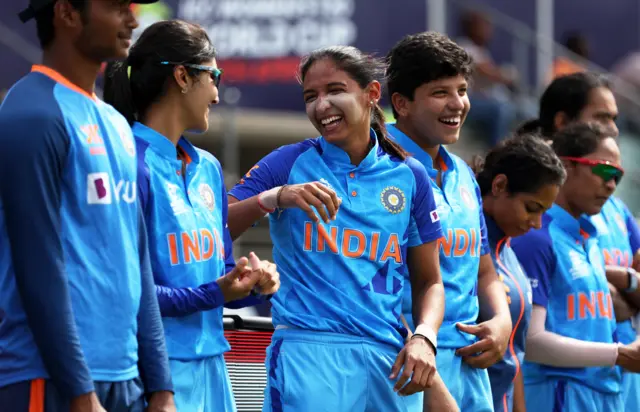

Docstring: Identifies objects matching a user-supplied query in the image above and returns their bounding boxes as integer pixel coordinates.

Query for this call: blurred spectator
[611,51,640,131]
[457,10,517,145]
[549,32,588,82]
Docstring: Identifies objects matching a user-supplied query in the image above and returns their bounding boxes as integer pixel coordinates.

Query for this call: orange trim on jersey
[29,379,45,412]
[579,228,590,240]
[177,146,192,164]
[436,155,448,171]
[31,65,97,100]
[495,237,526,411]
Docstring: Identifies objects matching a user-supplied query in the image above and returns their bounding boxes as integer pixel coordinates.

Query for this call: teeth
[440,117,460,124]
[321,116,342,125]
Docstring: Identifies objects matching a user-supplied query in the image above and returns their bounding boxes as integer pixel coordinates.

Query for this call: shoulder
[272,138,320,161]
[0,73,65,129]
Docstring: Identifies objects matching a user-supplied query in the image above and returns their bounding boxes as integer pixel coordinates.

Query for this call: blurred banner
[2,0,639,111]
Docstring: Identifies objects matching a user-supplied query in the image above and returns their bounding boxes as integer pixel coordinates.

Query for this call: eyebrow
[302,81,348,96]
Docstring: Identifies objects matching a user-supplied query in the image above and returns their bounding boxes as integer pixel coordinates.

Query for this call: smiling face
[74,0,139,61]
[178,59,220,133]
[392,75,470,149]
[302,58,379,147]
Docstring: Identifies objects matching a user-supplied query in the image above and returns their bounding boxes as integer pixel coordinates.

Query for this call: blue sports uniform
[388,124,494,411]
[0,66,171,411]
[484,216,532,412]
[134,122,265,412]
[591,196,640,411]
[511,204,623,411]
[229,130,443,412]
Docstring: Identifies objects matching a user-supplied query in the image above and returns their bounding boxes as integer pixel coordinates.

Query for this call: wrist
[413,324,438,354]
[258,187,281,211]
[626,268,639,292]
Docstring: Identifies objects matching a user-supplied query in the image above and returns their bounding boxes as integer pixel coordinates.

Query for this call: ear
[366,80,382,104]
[55,0,84,31]
[391,92,411,118]
[172,66,192,93]
[553,111,570,132]
[491,174,509,196]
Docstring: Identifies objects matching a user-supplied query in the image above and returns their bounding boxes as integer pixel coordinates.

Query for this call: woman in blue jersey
[385,31,512,412]
[473,134,566,412]
[518,72,640,411]
[227,46,447,412]
[103,20,280,412]
[511,123,640,411]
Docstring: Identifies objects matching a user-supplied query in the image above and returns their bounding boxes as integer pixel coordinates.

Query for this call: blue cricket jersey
[591,196,640,345]
[229,130,443,350]
[387,124,490,349]
[135,122,245,360]
[0,66,171,396]
[485,215,532,411]
[511,204,622,394]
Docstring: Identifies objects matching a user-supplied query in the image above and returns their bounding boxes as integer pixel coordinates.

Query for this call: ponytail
[371,103,408,160]
[104,60,137,125]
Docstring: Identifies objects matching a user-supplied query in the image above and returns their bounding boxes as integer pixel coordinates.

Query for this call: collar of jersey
[386,123,453,180]
[132,122,199,163]
[547,203,597,241]
[32,64,98,101]
[484,213,506,246]
[319,128,380,170]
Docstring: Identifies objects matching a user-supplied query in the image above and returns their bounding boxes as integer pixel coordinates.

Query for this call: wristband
[626,267,639,292]
[276,184,288,209]
[257,195,275,214]
[258,186,280,211]
[412,324,438,354]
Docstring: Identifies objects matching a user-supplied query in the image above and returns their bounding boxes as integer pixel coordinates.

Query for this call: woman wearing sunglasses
[103,20,280,412]
[518,72,640,411]
[510,122,640,411]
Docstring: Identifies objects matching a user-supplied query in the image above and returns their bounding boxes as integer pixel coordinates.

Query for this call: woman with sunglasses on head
[510,123,640,411]
[103,20,280,412]
[228,46,446,411]
[517,72,640,411]
[473,134,566,412]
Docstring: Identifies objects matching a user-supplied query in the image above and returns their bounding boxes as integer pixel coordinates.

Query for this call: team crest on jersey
[119,131,136,157]
[460,187,476,209]
[199,183,215,211]
[381,186,405,214]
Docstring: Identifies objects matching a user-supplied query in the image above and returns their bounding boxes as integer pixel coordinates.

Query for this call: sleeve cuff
[203,281,225,307]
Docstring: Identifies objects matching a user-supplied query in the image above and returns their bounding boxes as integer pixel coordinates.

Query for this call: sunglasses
[561,157,624,184]
[159,61,223,87]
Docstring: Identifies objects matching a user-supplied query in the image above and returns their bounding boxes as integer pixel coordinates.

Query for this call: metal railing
[450,0,640,114]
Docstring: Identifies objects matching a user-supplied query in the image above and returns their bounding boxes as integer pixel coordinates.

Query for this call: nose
[316,95,331,113]
[604,177,617,192]
[126,5,139,30]
[530,214,543,230]
[447,93,465,112]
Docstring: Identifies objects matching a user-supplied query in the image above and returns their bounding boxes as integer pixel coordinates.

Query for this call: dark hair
[551,122,609,158]
[103,19,216,124]
[386,31,473,118]
[516,72,611,137]
[35,0,88,49]
[564,32,588,57]
[298,46,407,160]
[474,133,566,196]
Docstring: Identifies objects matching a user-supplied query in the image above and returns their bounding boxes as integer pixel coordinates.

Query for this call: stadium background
[2,1,640,410]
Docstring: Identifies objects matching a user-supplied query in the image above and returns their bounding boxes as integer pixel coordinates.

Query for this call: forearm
[412,281,445,334]
[609,282,636,321]
[525,306,618,368]
[138,263,173,394]
[424,372,460,412]
[155,282,225,317]
[478,267,511,322]
[227,195,267,240]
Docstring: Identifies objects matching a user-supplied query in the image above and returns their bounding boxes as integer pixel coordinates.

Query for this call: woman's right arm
[227,144,341,240]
